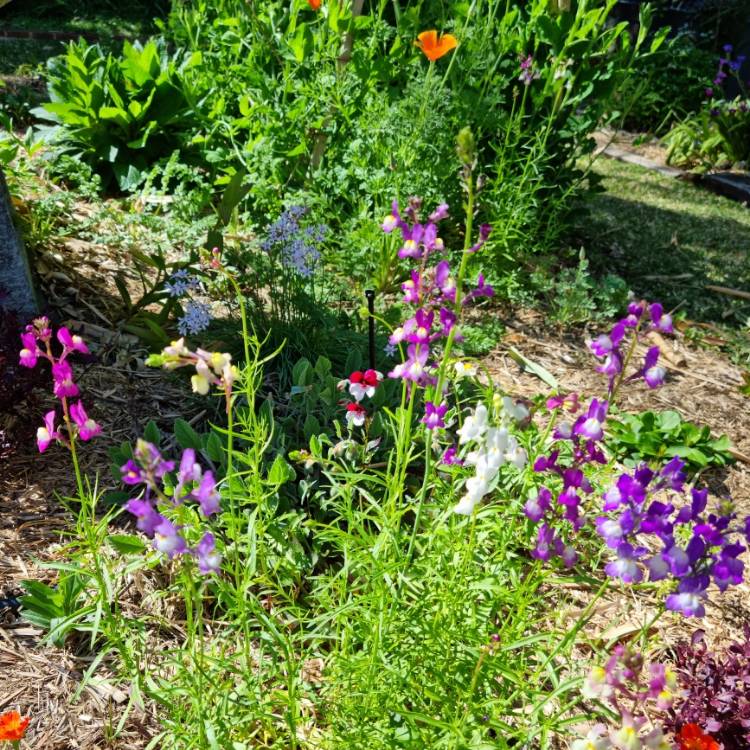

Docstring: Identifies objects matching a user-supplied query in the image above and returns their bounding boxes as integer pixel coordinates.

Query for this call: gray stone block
[0,167,38,320]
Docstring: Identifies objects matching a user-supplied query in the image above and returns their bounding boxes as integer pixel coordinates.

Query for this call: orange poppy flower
[676,724,720,750]
[0,711,30,741]
[307,0,321,9]
[416,30,458,62]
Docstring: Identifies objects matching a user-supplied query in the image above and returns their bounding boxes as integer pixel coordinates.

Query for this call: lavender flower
[178,301,212,336]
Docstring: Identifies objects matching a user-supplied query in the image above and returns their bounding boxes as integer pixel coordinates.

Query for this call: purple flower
[429,203,449,223]
[658,456,686,492]
[531,523,556,562]
[524,487,552,522]
[590,322,625,357]
[468,224,492,254]
[596,511,635,549]
[36,410,60,453]
[642,346,666,388]
[605,542,643,583]
[194,471,220,516]
[121,459,146,485]
[57,326,89,354]
[19,332,39,368]
[422,401,448,430]
[574,398,608,441]
[195,532,222,575]
[69,401,101,441]
[152,518,187,558]
[712,544,745,591]
[463,273,494,304]
[665,577,707,617]
[649,304,673,333]
[441,445,463,466]
[125,499,164,536]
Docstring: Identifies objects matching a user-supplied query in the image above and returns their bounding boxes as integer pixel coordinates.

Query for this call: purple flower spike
[195,533,222,575]
[422,401,448,430]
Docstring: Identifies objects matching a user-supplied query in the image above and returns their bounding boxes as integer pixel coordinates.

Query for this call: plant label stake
[365,289,376,370]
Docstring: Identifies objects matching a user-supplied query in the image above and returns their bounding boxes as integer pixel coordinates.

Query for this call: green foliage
[616,32,716,133]
[606,409,733,474]
[35,38,204,190]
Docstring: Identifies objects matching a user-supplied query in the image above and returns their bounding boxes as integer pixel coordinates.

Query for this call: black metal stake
[365,289,376,370]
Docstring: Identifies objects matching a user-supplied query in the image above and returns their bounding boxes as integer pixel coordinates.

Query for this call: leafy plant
[35,38,204,190]
[606,409,733,474]
[666,628,750,748]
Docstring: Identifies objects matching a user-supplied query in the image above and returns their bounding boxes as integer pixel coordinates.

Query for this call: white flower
[485,427,509,470]
[453,493,479,515]
[642,729,669,750]
[571,725,612,750]
[502,396,529,423]
[454,360,478,379]
[504,436,527,470]
[457,403,489,444]
[611,723,642,750]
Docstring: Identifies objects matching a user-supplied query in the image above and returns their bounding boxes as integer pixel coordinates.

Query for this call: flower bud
[456,127,476,166]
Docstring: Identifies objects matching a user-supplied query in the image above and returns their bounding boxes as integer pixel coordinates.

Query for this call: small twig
[705,284,750,302]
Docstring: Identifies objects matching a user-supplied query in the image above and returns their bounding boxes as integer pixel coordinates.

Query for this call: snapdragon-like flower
[19,318,100,454]
[345,402,367,428]
[147,340,237,412]
[575,646,675,750]
[452,402,527,515]
[596,459,748,616]
[422,401,448,430]
[339,370,383,402]
[588,301,674,396]
[121,442,222,574]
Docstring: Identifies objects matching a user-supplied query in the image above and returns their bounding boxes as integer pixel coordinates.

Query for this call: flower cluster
[146,339,237,412]
[383,197,492,396]
[526,393,605,567]
[713,44,746,87]
[122,440,222,574]
[261,206,327,278]
[588,302,673,396]
[519,54,540,86]
[574,645,674,750]
[337,369,383,427]
[18,317,101,453]
[452,400,528,515]
[164,269,213,337]
[596,457,749,617]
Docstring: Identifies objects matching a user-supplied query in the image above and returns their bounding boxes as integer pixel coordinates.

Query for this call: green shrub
[35,38,204,190]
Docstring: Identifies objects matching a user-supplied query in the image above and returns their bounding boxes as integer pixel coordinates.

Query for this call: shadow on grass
[580,170,750,326]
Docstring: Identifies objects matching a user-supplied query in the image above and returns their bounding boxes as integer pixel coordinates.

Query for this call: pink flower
[125,499,163,535]
[57,327,89,354]
[19,332,38,368]
[69,401,101,441]
[37,410,60,453]
[52,361,79,398]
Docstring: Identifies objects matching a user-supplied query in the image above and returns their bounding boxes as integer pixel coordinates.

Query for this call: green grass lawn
[580,157,750,331]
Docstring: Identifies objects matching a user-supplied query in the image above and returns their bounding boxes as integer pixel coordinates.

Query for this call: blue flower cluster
[262,206,327,278]
[164,270,212,336]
